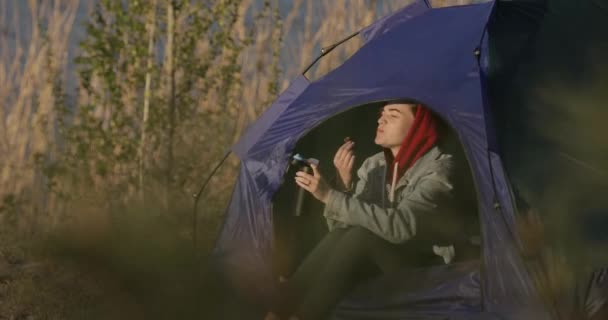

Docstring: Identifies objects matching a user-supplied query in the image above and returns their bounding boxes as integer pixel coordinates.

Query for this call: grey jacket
[323,146,462,261]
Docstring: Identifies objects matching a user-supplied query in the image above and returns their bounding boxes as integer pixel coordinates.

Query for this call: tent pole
[192,150,232,250]
[301,30,360,75]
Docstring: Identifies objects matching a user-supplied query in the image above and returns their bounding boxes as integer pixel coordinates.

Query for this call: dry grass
[0,0,79,235]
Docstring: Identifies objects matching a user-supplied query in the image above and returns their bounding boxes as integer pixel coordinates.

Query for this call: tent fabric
[211,0,578,318]
[331,261,490,320]
[215,0,547,318]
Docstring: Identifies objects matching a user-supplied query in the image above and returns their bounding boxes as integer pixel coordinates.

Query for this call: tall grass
[0,0,80,234]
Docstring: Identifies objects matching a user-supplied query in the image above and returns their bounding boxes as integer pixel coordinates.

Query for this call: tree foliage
[44,0,281,220]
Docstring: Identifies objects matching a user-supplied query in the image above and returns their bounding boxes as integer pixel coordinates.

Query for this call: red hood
[383,105,440,181]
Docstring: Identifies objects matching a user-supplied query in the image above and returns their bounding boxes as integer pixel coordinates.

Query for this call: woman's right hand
[333,138,355,191]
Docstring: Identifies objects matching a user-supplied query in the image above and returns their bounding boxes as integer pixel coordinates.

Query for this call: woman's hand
[295,164,331,204]
[333,138,355,191]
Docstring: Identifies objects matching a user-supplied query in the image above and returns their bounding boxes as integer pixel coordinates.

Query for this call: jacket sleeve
[323,167,454,244]
[323,157,376,230]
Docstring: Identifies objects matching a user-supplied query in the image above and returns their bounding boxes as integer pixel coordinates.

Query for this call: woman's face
[374,103,416,154]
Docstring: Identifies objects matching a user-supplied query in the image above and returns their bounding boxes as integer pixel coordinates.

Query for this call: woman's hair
[382,99,420,113]
[381,99,450,142]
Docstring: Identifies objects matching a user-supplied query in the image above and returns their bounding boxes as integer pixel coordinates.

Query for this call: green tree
[46,0,282,232]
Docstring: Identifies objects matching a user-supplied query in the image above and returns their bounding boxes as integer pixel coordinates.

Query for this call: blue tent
[210,0,608,318]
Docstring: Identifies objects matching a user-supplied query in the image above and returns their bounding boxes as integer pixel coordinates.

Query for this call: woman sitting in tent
[265,101,477,320]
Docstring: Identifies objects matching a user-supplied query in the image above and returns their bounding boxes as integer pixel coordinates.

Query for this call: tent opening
[270,100,482,282]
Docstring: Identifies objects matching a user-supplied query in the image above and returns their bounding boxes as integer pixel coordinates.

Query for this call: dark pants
[274,226,442,320]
